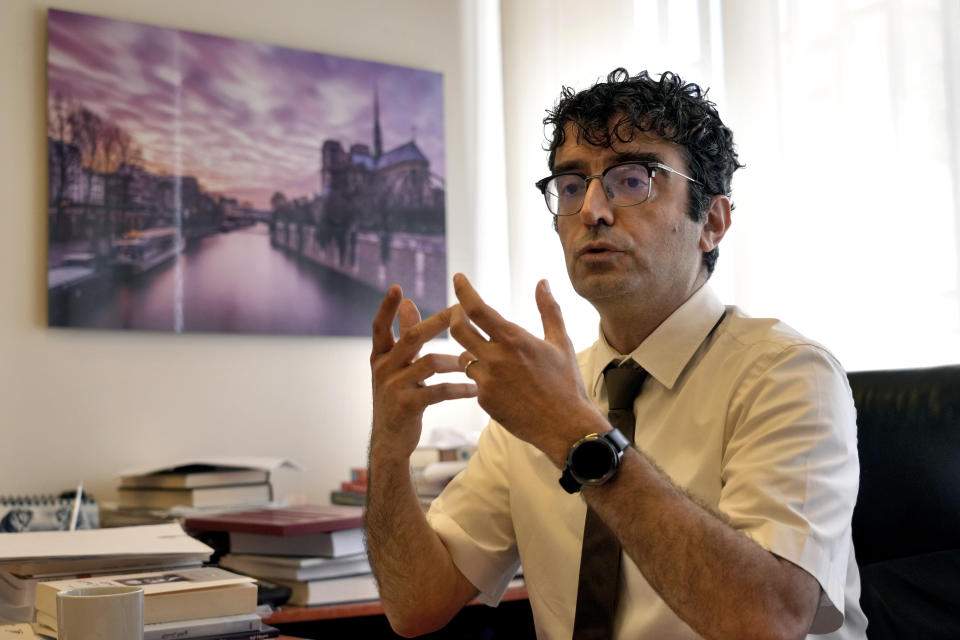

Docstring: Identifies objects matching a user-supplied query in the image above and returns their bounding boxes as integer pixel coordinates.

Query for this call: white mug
[56,586,144,640]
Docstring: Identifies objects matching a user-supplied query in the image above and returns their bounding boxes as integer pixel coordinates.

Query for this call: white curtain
[720,0,959,369]
[495,0,960,369]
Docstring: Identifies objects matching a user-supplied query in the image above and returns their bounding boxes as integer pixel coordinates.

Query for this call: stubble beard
[568,260,643,307]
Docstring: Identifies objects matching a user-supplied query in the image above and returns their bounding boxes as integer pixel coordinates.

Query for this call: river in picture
[51,223,386,336]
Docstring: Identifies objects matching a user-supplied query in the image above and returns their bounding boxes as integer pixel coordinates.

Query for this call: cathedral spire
[373,84,383,161]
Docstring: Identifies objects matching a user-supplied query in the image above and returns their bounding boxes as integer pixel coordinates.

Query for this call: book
[0,562,203,609]
[0,562,204,623]
[0,494,98,532]
[117,484,272,510]
[121,465,270,489]
[190,627,279,640]
[273,573,379,606]
[229,528,364,558]
[192,626,279,640]
[339,480,367,494]
[145,613,264,640]
[329,489,365,506]
[35,567,257,626]
[0,523,212,577]
[183,505,362,537]
[219,552,370,582]
[33,616,279,640]
[117,457,300,479]
[409,445,475,469]
[31,612,264,640]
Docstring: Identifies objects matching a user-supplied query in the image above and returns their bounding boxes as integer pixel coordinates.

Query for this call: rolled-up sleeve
[426,421,521,606]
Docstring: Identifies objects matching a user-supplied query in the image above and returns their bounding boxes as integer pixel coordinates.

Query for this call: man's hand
[370,285,477,463]
[367,285,481,637]
[449,273,604,466]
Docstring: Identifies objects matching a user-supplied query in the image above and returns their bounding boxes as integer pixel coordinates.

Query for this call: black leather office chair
[848,365,960,639]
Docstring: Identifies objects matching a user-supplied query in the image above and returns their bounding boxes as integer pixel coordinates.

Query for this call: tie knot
[603,360,647,411]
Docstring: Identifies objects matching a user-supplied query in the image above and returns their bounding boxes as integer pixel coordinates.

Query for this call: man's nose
[579,177,615,226]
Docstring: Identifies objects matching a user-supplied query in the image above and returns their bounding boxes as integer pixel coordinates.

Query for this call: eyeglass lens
[544,163,652,215]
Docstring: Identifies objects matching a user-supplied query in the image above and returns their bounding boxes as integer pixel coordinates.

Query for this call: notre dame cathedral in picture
[47,8,446,336]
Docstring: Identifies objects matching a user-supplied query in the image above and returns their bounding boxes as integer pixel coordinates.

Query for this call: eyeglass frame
[534,160,701,217]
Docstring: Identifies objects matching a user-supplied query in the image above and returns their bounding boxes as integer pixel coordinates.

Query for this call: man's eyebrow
[612,151,664,164]
[550,151,665,174]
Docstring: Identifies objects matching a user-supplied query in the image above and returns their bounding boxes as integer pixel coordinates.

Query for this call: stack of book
[185,505,374,607]
[103,458,299,526]
[329,445,475,510]
[329,468,367,506]
[32,568,271,639]
[0,523,276,639]
[410,445,474,509]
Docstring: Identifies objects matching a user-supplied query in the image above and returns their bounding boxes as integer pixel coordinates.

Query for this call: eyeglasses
[534,161,699,216]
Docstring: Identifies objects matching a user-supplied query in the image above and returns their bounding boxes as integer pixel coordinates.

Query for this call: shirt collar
[588,284,727,396]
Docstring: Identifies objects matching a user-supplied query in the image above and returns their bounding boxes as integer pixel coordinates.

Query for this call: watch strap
[559,467,581,493]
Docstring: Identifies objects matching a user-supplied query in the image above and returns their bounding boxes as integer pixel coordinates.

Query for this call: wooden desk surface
[264,584,529,624]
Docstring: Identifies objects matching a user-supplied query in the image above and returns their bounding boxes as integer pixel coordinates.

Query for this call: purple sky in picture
[47,9,445,210]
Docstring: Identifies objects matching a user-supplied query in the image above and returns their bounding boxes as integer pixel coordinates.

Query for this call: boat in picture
[112,226,185,276]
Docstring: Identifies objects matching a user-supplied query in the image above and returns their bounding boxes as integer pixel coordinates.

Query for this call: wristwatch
[559,428,631,494]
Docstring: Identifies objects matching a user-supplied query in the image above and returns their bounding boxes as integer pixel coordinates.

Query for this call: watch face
[570,438,617,481]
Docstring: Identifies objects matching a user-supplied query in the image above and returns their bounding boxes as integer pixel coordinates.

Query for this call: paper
[0,523,211,563]
[424,427,480,449]
[116,456,301,478]
[422,460,469,481]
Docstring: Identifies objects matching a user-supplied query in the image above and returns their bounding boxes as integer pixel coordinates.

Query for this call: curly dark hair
[544,68,743,274]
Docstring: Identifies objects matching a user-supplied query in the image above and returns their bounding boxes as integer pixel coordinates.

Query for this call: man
[366,69,866,639]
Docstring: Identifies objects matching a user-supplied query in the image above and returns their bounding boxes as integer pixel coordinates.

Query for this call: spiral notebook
[0,494,99,532]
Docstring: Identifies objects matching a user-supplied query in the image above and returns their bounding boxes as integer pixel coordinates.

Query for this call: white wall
[0,0,485,503]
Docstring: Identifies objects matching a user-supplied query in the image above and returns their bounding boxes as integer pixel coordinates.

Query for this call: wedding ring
[464,359,479,377]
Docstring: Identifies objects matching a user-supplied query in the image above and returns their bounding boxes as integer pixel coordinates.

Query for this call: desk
[264,584,533,639]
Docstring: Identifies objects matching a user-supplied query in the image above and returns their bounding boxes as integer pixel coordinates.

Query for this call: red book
[184,505,362,537]
[340,481,368,494]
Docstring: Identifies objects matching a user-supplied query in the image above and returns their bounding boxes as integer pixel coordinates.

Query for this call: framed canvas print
[46,9,446,336]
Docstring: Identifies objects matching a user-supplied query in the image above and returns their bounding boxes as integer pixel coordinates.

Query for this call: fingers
[372,285,403,356]
[457,351,478,370]
[401,353,464,385]
[459,352,481,380]
[390,354,478,407]
[390,305,454,364]
[450,305,490,355]
[397,297,422,335]
[453,273,510,339]
[535,279,572,349]
[416,382,478,406]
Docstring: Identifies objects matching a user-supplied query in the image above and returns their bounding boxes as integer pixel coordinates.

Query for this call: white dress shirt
[427,285,867,639]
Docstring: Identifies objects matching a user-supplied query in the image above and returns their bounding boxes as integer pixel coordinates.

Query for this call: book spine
[330,490,366,506]
[187,628,279,640]
[144,614,262,640]
[349,467,367,484]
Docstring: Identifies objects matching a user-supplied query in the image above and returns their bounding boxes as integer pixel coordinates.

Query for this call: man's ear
[700,194,731,252]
